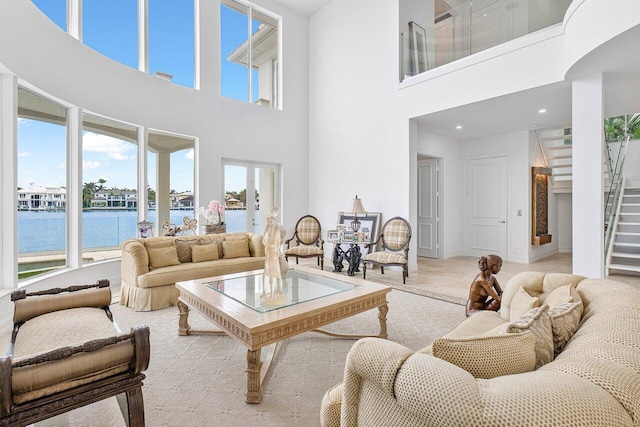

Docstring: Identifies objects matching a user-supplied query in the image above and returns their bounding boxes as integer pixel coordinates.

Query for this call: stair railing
[606,178,626,270]
[604,135,631,261]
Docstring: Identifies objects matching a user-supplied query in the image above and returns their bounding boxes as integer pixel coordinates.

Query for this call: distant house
[92,190,137,208]
[17,183,66,210]
[226,197,242,208]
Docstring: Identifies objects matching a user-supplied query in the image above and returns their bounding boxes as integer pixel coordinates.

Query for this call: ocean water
[17,209,253,254]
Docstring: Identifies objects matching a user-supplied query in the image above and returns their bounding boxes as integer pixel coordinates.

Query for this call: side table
[327,239,369,276]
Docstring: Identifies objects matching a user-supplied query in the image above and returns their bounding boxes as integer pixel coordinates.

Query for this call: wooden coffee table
[175,265,391,403]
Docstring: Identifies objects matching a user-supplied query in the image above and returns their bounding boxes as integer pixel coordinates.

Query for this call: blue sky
[22,0,261,193]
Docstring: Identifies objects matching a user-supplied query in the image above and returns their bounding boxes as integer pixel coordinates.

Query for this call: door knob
[499,220,506,223]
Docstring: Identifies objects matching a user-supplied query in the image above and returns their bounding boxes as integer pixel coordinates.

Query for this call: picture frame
[409,21,428,75]
[337,211,382,252]
[327,230,339,241]
[343,231,354,241]
[137,220,154,238]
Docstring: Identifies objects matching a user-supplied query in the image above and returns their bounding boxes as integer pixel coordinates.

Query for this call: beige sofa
[321,272,640,426]
[120,232,265,311]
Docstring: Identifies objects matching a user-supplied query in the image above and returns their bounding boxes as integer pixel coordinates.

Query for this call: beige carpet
[35,289,465,426]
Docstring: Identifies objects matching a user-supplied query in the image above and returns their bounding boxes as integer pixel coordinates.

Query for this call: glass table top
[204,270,355,313]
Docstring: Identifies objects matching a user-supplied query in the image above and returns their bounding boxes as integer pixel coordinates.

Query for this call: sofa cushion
[143,239,174,250]
[549,301,583,355]
[441,310,506,339]
[175,237,199,263]
[147,246,180,269]
[510,286,540,320]
[502,304,554,369]
[432,331,536,379]
[223,239,250,259]
[191,243,219,262]
[544,284,581,308]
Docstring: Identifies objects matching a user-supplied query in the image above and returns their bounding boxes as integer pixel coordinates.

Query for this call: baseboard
[508,255,529,264]
[559,247,572,253]
[444,251,462,259]
[529,248,559,263]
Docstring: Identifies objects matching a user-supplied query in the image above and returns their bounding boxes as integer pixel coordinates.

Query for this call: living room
[1,0,640,425]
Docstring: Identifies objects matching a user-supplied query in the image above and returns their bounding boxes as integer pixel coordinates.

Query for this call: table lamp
[346,195,367,232]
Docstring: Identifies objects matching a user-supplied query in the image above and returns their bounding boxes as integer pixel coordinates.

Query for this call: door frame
[417,156,441,259]
[463,153,510,259]
[221,159,281,233]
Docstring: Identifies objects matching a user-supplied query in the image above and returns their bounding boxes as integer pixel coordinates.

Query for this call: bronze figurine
[465,254,503,317]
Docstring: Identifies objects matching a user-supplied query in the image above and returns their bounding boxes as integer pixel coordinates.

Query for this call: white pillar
[157,151,171,234]
[1,74,18,289]
[67,106,83,268]
[138,0,149,73]
[137,126,148,222]
[572,73,605,278]
[67,0,82,41]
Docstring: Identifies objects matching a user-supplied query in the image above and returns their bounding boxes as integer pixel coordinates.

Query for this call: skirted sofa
[321,272,640,426]
[120,232,265,311]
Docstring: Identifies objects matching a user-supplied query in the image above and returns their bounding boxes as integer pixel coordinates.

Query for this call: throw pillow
[432,331,536,379]
[510,286,540,320]
[544,285,581,308]
[502,304,554,369]
[222,239,250,259]
[548,301,583,355]
[175,239,197,263]
[200,237,224,258]
[143,239,174,251]
[147,246,180,269]
[191,244,219,263]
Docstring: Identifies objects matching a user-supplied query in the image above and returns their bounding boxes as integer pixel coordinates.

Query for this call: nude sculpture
[262,207,288,305]
[465,254,503,317]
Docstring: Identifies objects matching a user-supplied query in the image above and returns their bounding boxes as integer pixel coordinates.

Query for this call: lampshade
[346,195,367,215]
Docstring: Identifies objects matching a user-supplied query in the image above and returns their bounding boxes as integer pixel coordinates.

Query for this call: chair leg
[285,255,289,262]
[381,266,384,275]
[317,257,320,266]
[296,258,299,264]
[403,266,408,285]
[126,386,145,427]
[320,256,324,270]
[363,263,367,279]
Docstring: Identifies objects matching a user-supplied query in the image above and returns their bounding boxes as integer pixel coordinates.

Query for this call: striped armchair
[284,215,324,269]
[362,217,411,284]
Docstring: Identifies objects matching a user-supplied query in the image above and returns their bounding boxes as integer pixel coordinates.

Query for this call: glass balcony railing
[400,0,572,81]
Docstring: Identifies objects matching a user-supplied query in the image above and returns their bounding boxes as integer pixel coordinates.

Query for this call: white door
[464,156,508,258]
[417,158,439,258]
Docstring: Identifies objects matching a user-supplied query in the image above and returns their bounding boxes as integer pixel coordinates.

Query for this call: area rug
[36,289,465,427]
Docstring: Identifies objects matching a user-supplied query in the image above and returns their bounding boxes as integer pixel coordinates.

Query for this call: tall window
[221,0,280,108]
[31,0,66,31]
[83,0,138,68]
[82,114,138,264]
[149,0,195,88]
[17,88,68,280]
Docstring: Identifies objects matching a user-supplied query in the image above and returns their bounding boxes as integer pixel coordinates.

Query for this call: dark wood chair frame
[362,217,412,284]
[284,215,325,270]
[1,280,150,427]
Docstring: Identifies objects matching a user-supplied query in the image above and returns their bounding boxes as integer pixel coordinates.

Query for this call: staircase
[607,178,640,274]
[536,126,573,193]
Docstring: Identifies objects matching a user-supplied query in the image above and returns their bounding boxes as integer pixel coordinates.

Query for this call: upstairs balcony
[400,0,572,81]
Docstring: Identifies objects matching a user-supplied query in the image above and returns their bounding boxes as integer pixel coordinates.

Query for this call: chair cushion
[12,307,134,405]
[223,239,250,259]
[543,284,581,308]
[510,286,540,320]
[502,304,554,369]
[147,246,180,269]
[362,251,407,264]
[549,301,583,355]
[383,219,410,250]
[191,244,219,262]
[296,217,320,244]
[285,245,323,256]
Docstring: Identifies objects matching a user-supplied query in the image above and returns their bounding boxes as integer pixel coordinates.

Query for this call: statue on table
[262,207,288,305]
[344,245,361,276]
[465,254,503,317]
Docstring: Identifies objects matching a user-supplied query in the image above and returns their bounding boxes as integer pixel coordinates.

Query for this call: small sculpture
[465,254,503,317]
[161,218,176,236]
[344,245,361,276]
[262,207,288,305]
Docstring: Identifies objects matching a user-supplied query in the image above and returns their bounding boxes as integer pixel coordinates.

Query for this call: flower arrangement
[198,200,225,226]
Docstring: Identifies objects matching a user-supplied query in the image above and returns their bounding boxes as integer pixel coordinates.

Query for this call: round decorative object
[206,224,226,234]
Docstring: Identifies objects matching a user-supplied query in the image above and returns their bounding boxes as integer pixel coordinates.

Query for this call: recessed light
[538,108,547,113]
[456,125,462,130]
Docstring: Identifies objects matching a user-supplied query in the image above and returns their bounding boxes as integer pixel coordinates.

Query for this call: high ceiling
[275,0,333,16]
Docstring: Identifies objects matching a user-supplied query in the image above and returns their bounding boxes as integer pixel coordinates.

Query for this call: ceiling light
[456,125,462,130]
[538,108,547,113]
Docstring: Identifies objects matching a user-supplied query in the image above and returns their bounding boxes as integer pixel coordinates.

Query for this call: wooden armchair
[284,215,324,269]
[362,217,412,284]
[1,280,150,427]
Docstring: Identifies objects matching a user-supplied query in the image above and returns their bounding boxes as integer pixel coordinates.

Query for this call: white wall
[557,193,572,252]
[416,126,463,258]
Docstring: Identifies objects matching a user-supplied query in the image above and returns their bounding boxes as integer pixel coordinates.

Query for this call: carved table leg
[178,300,191,336]
[246,349,263,403]
[378,303,389,339]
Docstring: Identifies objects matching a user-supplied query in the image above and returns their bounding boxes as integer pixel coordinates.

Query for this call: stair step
[544,146,572,152]
[613,242,640,247]
[546,154,573,160]
[617,232,640,236]
[619,222,640,226]
[541,135,572,142]
[607,263,640,272]
[622,203,640,207]
[552,173,572,177]
[611,252,640,259]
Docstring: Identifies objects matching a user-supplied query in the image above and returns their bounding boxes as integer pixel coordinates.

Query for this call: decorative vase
[205,224,226,234]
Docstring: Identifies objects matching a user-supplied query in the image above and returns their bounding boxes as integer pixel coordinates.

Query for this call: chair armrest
[0,356,11,417]
[284,232,297,248]
[121,240,150,287]
[131,325,151,374]
[364,234,382,250]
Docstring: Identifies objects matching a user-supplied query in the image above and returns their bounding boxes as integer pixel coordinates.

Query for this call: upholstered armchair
[284,215,324,269]
[1,280,150,426]
[362,217,411,284]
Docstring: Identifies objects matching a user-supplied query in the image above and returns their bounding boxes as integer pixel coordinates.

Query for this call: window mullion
[247,6,252,103]
[67,0,82,41]
[138,0,149,73]
[67,106,83,268]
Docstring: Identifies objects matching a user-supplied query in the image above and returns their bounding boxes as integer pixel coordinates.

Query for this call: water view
[18,209,253,254]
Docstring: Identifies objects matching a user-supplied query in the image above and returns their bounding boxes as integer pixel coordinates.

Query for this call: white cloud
[83,160,101,170]
[17,118,29,126]
[185,149,194,160]
[83,132,135,160]
[17,152,30,157]
[58,162,66,169]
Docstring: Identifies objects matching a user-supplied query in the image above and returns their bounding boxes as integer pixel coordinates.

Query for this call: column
[138,0,148,73]
[67,0,82,41]
[157,151,171,234]
[572,73,605,278]
[137,127,148,222]
[67,106,83,268]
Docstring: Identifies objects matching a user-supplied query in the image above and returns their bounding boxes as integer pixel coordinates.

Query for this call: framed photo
[137,220,154,238]
[327,230,339,241]
[337,212,382,252]
[343,231,354,241]
[409,21,428,75]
